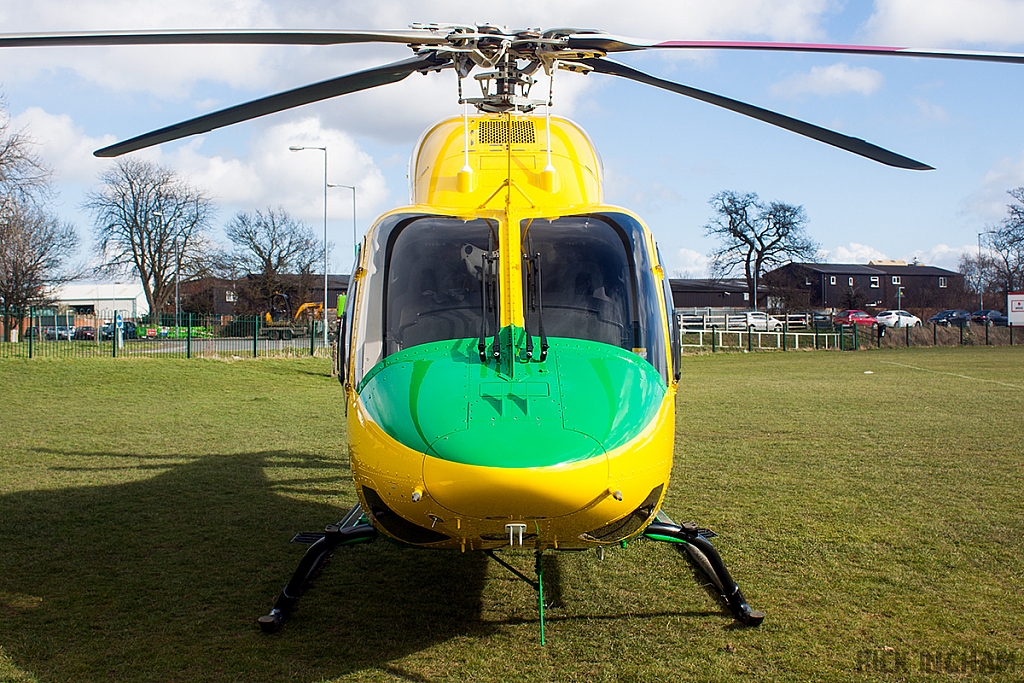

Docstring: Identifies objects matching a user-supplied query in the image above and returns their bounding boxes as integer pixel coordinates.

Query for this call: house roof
[783,262,959,277]
[787,263,885,275]
[871,264,958,277]
[669,278,752,293]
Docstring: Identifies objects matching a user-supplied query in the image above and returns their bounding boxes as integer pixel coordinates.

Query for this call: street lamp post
[327,183,357,259]
[978,232,984,310]
[289,145,329,348]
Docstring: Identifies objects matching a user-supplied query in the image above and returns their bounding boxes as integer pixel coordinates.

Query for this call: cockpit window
[382,216,497,356]
[521,213,667,380]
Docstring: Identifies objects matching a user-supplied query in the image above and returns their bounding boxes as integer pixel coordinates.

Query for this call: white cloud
[771,63,884,98]
[0,0,845,194]
[902,243,971,271]
[911,96,948,121]
[865,0,1024,47]
[11,107,117,184]
[168,117,388,225]
[965,152,1024,222]
[11,105,387,263]
[672,248,710,278]
[820,242,889,263]
[0,1,837,126]
[820,241,971,271]
[0,1,280,97]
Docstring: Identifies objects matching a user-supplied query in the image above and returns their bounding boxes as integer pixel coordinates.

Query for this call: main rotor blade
[568,35,1024,65]
[582,58,932,170]
[95,54,448,157]
[0,28,450,48]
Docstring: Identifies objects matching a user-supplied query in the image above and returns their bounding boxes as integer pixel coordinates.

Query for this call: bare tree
[85,158,213,319]
[0,98,80,341]
[981,187,1024,293]
[958,250,1001,305]
[0,98,51,214]
[225,207,322,314]
[705,191,819,307]
[0,204,79,340]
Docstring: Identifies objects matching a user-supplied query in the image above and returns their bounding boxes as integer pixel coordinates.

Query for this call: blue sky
[2,0,1024,276]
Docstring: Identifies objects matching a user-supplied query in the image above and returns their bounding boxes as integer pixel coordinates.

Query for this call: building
[177,274,351,319]
[668,278,761,310]
[766,261,961,311]
[48,282,150,318]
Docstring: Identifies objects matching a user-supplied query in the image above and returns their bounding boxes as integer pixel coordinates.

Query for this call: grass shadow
[0,450,491,682]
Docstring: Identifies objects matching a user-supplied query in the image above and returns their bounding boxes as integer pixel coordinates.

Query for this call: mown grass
[0,349,1022,682]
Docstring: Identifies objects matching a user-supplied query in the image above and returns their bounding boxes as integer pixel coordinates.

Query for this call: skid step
[654,510,716,538]
[290,532,326,545]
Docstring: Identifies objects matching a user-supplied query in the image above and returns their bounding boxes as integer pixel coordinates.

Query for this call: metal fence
[681,320,1019,353]
[3,311,1017,361]
[0,310,331,360]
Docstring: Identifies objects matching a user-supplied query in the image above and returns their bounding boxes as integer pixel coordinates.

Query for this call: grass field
[1,348,1022,682]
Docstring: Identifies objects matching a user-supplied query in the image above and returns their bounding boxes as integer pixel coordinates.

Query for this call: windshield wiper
[487,252,500,362]
[478,247,500,363]
[522,253,534,360]
[525,251,548,362]
[478,255,489,361]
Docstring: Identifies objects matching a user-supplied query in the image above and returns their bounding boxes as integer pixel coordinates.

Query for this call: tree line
[6,92,1024,341]
[0,101,324,340]
[705,188,1024,313]
[959,188,1024,300]
[86,158,324,320]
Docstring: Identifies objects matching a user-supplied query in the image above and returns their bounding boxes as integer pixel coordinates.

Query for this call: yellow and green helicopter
[6,24,1024,642]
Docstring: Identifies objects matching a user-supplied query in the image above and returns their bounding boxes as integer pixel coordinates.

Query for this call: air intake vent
[478,119,537,145]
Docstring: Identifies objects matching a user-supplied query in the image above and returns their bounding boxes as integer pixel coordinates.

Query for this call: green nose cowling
[357,333,666,469]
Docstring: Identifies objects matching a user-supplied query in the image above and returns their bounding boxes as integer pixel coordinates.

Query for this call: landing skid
[643,510,764,627]
[258,503,378,633]
[258,506,762,637]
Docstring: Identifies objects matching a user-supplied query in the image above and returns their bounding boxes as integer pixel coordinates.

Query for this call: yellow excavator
[261,292,322,341]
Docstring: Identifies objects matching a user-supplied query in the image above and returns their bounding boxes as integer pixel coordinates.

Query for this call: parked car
[810,311,833,330]
[73,326,96,340]
[875,310,922,328]
[834,310,877,327]
[48,325,76,340]
[728,311,784,331]
[100,321,138,340]
[928,309,971,326]
[971,309,1004,324]
[974,313,1007,327]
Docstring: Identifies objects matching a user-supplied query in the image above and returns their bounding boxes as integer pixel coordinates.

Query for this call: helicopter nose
[357,337,668,518]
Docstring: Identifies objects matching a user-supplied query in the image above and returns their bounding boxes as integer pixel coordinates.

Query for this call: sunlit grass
[1,349,1022,682]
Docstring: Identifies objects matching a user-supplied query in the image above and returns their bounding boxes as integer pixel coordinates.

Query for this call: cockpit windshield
[353,214,499,385]
[382,216,497,356]
[521,213,667,380]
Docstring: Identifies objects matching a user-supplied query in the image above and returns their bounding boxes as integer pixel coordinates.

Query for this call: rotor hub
[413,24,606,113]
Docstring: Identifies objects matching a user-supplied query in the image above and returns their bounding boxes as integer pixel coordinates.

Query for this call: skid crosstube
[643,511,764,626]
[258,503,378,633]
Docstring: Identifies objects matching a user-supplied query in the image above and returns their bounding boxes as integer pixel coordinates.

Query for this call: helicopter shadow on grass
[0,449,493,682]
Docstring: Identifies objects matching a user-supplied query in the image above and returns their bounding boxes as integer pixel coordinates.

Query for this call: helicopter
[4,24,1024,643]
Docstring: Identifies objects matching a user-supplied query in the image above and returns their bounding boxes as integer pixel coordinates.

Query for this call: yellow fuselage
[342,113,677,551]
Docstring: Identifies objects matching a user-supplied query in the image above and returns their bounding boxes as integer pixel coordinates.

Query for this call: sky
[2,0,1024,277]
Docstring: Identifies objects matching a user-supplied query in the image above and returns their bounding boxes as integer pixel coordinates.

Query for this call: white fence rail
[678,310,812,332]
[680,328,841,351]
